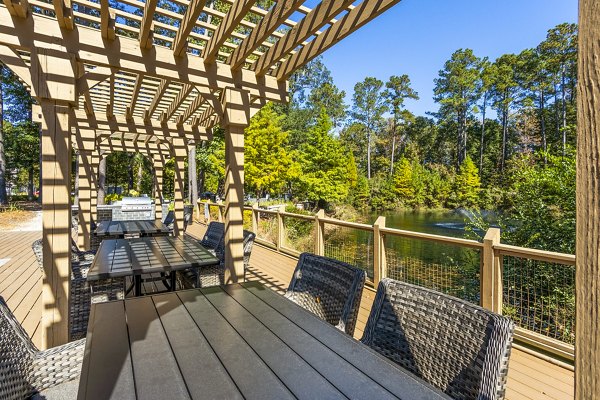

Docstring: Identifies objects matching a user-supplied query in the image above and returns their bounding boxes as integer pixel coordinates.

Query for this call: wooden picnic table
[77,282,451,400]
[87,236,219,296]
[94,220,171,238]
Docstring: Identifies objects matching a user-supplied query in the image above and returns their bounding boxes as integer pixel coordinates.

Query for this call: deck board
[0,231,43,348]
[0,222,575,399]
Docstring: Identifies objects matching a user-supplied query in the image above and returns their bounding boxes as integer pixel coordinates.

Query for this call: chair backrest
[31,239,43,270]
[163,210,175,226]
[201,222,225,256]
[0,296,36,400]
[285,253,366,336]
[242,230,256,268]
[361,279,515,400]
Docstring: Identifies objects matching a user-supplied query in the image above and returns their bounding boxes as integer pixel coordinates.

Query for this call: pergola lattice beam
[229,0,304,71]
[253,0,356,76]
[52,0,73,30]
[203,0,257,64]
[127,74,143,119]
[172,0,207,57]
[147,79,168,118]
[3,0,27,18]
[278,0,402,80]
[100,0,115,40]
[166,83,194,120]
[139,0,157,49]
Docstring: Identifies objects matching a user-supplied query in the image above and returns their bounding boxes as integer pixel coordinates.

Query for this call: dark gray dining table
[87,236,219,296]
[94,220,171,238]
[77,282,451,400]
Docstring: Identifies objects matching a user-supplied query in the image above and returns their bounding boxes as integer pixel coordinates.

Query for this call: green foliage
[244,103,294,196]
[453,156,481,207]
[196,129,225,195]
[296,108,355,205]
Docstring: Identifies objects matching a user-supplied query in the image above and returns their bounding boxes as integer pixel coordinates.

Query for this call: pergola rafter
[0,0,403,349]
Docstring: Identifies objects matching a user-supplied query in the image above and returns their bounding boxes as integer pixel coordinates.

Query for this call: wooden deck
[0,221,575,399]
[0,231,42,347]
[187,222,575,400]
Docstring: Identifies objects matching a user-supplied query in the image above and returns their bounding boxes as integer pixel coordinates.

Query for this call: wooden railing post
[217,203,223,222]
[482,228,502,313]
[314,209,325,256]
[373,216,386,286]
[251,203,259,233]
[276,205,285,251]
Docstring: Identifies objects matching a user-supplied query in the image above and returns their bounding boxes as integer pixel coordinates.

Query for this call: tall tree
[383,75,419,176]
[478,58,493,174]
[433,49,482,168]
[298,108,354,206]
[307,82,346,127]
[490,54,522,171]
[539,23,578,155]
[97,156,107,205]
[244,103,294,197]
[351,77,386,179]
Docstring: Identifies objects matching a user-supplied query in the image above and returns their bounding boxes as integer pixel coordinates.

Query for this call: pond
[323,209,486,303]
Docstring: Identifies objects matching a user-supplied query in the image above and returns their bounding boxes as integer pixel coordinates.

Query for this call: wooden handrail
[494,243,576,265]
[380,226,483,249]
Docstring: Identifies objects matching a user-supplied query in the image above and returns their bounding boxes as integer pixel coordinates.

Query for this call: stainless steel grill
[120,197,153,212]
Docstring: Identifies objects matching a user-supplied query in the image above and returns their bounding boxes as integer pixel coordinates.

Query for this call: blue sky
[319,0,578,117]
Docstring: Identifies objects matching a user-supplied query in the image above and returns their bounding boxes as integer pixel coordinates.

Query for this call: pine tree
[454,156,481,207]
[244,103,293,197]
[393,158,414,202]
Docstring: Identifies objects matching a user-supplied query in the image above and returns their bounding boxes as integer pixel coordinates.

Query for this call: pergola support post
[172,138,187,236]
[576,1,600,397]
[153,156,164,222]
[31,47,77,348]
[221,88,249,284]
[38,100,73,348]
[77,150,93,250]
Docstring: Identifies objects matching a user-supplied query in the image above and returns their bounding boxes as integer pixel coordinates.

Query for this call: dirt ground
[0,201,42,230]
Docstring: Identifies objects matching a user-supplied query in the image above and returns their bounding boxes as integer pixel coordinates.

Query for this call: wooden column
[172,139,187,236]
[222,88,249,284]
[481,228,502,313]
[576,1,600,397]
[32,47,76,348]
[76,150,93,250]
[38,101,73,348]
[90,153,99,220]
[153,155,164,221]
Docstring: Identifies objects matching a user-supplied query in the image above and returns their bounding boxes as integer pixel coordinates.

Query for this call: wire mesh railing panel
[384,235,481,304]
[282,215,314,254]
[324,225,374,279]
[502,256,575,344]
[255,211,277,245]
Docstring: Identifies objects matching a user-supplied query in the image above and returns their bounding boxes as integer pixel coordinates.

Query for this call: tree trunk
[479,92,487,174]
[367,129,372,180]
[188,145,198,207]
[500,106,508,172]
[127,154,134,191]
[540,89,547,164]
[0,65,8,205]
[27,165,34,200]
[136,157,143,192]
[97,156,106,205]
[561,64,568,156]
[390,119,396,176]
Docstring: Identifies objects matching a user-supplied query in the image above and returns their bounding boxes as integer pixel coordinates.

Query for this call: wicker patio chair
[0,296,84,400]
[32,240,124,340]
[361,279,515,400]
[180,228,255,289]
[284,253,366,336]
[200,221,225,256]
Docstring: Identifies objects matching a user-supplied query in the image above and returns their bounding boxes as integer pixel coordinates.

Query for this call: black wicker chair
[361,278,515,400]
[0,296,84,400]
[284,253,366,336]
[181,227,255,288]
[32,240,124,341]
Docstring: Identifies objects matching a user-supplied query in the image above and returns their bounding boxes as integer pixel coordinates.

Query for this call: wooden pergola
[1,0,599,397]
[0,0,402,348]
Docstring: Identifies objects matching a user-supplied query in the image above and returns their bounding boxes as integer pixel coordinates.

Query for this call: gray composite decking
[78,282,450,400]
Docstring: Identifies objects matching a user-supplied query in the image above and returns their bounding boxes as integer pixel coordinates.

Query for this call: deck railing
[200,201,575,362]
